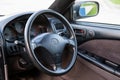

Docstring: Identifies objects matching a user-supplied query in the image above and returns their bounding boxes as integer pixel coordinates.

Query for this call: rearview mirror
[72,1,99,20]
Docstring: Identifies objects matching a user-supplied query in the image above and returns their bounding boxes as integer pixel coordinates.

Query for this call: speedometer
[15,22,24,33]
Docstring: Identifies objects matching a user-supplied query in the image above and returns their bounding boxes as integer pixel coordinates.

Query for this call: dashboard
[3,15,66,43]
[0,11,76,79]
[1,13,67,56]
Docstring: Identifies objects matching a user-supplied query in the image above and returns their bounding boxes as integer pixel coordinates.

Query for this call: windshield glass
[0,0,55,15]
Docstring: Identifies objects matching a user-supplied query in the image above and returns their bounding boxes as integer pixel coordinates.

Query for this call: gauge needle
[9,27,18,34]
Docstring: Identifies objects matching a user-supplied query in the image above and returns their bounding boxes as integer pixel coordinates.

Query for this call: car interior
[0,0,120,80]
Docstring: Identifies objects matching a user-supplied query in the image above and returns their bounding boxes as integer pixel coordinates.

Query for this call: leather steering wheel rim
[24,9,77,76]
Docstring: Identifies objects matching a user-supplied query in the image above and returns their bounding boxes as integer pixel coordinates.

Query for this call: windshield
[76,0,120,25]
[0,0,55,15]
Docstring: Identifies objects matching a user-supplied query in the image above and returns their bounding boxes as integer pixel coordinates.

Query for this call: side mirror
[72,1,99,20]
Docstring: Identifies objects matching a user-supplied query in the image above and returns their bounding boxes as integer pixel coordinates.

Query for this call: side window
[74,0,120,25]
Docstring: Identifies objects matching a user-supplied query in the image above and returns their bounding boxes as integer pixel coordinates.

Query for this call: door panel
[72,22,120,78]
[72,22,120,65]
[76,57,120,80]
[79,40,120,65]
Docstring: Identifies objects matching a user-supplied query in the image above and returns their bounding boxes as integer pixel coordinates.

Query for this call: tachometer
[4,27,17,42]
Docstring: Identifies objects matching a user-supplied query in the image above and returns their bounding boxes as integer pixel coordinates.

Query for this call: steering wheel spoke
[55,63,63,71]
[31,42,42,50]
[65,38,76,47]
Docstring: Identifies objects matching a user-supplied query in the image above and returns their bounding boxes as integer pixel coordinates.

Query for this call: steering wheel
[24,9,77,75]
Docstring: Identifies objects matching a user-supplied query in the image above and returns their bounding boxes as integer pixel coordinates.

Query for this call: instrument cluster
[3,19,49,42]
[4,21,25,42]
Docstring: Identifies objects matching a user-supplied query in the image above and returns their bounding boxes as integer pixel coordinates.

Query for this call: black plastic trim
[72,23,120,40]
